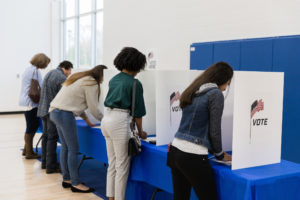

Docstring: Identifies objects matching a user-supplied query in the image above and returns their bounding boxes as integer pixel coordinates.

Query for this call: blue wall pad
[240,38,273,71]
[273,36,300,66]
[273,36,300,163]
[190,43,213,70]
[213,41,241,70]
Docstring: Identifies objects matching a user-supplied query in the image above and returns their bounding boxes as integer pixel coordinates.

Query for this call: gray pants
[101,108,131,200]
[41,115,59,169]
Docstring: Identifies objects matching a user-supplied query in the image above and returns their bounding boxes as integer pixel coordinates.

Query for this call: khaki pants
[101,108,131,200]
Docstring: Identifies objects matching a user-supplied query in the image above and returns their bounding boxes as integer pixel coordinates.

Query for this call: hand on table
[84,118,97,127]
[139,131,147,140]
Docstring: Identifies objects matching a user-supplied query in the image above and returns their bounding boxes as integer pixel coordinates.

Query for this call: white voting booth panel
[102,69,283,170]
[137,71,157,135]
[155,71,198,146]
[231,71,284,170]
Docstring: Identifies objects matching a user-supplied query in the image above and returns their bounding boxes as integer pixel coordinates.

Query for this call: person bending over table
[37,60,73,174]
[101,47,147,200]
[167,62,233,200]
[49,65,107,193]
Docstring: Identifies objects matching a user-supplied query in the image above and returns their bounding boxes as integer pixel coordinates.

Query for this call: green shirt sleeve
[134,80,146,118]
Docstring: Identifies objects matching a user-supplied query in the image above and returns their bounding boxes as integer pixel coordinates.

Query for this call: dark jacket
[174,83,225,159]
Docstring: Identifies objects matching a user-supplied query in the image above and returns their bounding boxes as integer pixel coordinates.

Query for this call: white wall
[0,0,52,112]
[1,0,299,111]
[103,0,300,70]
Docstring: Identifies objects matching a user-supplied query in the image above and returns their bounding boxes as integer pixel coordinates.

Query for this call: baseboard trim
[0,111,25,115]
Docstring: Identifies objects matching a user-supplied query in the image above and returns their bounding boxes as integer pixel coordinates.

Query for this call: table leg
[78,154,93,172]
[150,188,162,200]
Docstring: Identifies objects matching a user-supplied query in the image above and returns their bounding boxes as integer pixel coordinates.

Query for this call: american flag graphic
[170,91,181,106]
[249,99,264,144]
[170,91,181,125]
[251,99,264,118]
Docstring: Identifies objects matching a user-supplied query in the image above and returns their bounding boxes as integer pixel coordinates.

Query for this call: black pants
[167,145,218,200]
[41,115,59,169]
[24,107,39,134]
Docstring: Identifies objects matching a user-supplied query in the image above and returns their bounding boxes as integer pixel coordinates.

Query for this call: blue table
[77,120,300,200]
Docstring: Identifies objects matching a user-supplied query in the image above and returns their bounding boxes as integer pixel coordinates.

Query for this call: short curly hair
[113,47,146,72]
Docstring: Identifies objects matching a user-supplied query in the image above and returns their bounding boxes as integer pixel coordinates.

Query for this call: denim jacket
[174,83,224,159]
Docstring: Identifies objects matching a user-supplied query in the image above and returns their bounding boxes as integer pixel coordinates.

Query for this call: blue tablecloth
[77,120,300,200]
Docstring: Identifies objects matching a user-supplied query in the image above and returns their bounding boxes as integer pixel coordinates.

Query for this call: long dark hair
[180,62,233,108]
[64,65,107,99]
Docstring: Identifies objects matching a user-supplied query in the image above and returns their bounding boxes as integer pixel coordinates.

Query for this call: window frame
[61,0,103,68]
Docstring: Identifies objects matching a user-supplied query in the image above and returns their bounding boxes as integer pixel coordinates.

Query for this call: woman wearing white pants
[102,47,147,200]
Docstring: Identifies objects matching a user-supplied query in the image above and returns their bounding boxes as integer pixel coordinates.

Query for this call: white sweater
[49,76,103,121]
[172,138,208,155]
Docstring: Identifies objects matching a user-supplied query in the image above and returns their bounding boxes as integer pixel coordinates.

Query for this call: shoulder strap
[35,68,39,79]
[130,79,137,132]
[131,79,137,117]
[31,67,38,80]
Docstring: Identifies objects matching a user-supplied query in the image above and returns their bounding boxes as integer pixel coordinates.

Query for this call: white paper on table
[142,136,157,143]
[91,125,101,129]
[210,159,232,166]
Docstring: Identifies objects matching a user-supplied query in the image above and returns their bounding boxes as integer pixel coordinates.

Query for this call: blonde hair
[64,65,107,99]
[30,53,51,69]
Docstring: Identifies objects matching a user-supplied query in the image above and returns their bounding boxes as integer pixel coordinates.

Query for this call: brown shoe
[22,146,38,156]
[22,134,26,156]
[22,147,26,156]
[25,133,41,159]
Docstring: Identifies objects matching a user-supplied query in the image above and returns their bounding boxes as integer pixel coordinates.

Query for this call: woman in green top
[102,47,147,200]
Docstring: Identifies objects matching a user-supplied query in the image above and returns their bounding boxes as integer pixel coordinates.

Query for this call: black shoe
[41,164,46,169]
[62,181,72,188]
[71,185,95,193]
[46,168,61,174]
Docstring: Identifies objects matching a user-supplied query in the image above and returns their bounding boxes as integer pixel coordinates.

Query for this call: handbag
[28,68,41,104]
[128,80,142,156]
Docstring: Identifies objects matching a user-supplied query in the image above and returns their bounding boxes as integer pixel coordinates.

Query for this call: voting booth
[102,69,284,170]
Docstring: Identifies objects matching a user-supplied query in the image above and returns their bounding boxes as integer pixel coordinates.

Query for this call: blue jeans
[50,109,80,186]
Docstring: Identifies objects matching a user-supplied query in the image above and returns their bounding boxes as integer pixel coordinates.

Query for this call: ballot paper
[210,158,232,166]
[143,136,157,144]
[91,125,101,129]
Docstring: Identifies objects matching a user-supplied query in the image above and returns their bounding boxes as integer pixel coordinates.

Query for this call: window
[65,19,76,64]
[61,0,103,68]
[96,11,103,65]
[79,15,92,68]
